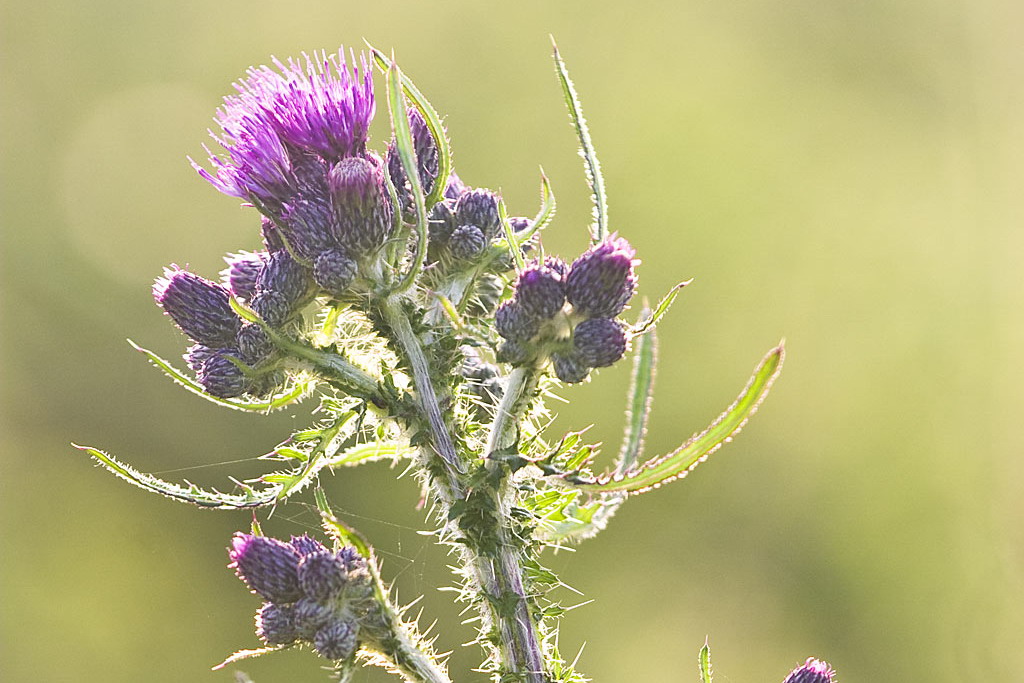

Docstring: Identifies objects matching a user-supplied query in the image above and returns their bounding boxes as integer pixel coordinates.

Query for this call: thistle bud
[222,251,269,301]
[444,171,468,201]
[565,236,638,319]
[293,596,336,639]
[329,154,393,255]
[314,618,358,661]
[552,352,590,384]
[278,196,338,262]
[456,188,500,239]
[256,250,313,308]
[428,200,458,246]
[313,248,358,296]
[255,603,297,646]
[514,264,566,320]
[495,301,539,342]
[184,343,218,372]
[260,215,286,253]
[291,534,329,558]
[154,268,241,348]
[229,533,303,603]
[199,351,251,398]
[297,551,348,602]
[572,318,627,368]
[250,291,293,328]
[508,216,532,233]
[449,224,487,261]
[236,322,274,365]
[496,340,530,366]
[782,658,836,683]
[466,274,503,316]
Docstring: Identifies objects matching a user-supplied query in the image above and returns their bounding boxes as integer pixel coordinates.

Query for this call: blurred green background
[3,0,1022,681]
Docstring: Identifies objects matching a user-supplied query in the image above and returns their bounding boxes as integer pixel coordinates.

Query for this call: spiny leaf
[630,279,692,337]
[569,343,785,494]
[74,444,281,508]
[551,37,607,243]
[617,307,658,474]
[499,199,526,271]
[368,44,452,209]
[315,488,373,557]
[699,638,714,683]
[128,340,309,412]
[212,646,284,670]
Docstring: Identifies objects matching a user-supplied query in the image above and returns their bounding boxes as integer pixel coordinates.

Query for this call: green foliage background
[2,1,1022,681]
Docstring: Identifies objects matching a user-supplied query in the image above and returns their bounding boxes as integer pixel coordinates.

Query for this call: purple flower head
[313,248,358,295]
[260,216,286,252]
[552,352,590,384]
[198,350,250,398]
[782,658,836,683]
[514,263,566,320]
[222,251,270,301]
[495,301,540,342]
[456,188,500,239]
[444,171,469,201]
[236,322,274,365]
[254,250,313,310]
[250,291,294,328]
[449,224,487,261]
[255,602,297,646]
[572,317,627,368]
[154,267,241,348]
[428,199,458,246]
[290,534,329,557]
[314,618,358,661]
[184,343,218,372]
[328,153,394,254]
[565,235,638,319]
[278,195,338,261]
[297,550,348,602]
[229,533,303,603]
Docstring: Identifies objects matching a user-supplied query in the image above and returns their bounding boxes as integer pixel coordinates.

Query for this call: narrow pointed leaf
[571,343,785,494]
[617,308,658,474]
[630,279,692,337]
[699,639,714,683]
[74,444,281,508]
[552,38,607,243]
[499,199,526,271]
[368,45,452,209]
[212,646,283,671]
[128,340,309,412]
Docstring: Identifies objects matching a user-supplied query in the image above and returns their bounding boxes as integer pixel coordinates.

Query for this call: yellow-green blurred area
[2,0,1022,680]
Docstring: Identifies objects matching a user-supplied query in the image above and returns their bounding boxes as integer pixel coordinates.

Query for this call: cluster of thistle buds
[151,48,640,400]
[229,533,380,661]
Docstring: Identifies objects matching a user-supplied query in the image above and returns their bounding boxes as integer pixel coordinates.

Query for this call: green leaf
[128,340,309,412]
[324,440,414,467]
[74,444,282,508]
[499,199,526,271]
[699,638,713,683]
[616,309,658,474]
[212,646,284,671]
[315,488,373,557]
[570,343,785,494]
[368,44,452,209]
[551,38,607,243]
[630,279,692,337]
[386,56,429,294]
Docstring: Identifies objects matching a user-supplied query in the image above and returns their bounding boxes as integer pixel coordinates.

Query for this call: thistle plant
[77,42,836,682]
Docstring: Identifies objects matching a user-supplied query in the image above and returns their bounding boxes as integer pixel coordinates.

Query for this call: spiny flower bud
[293,596,336,639]
[428,200,458,246]
[444,171,468,200]
[466,274,503,316]
[514,264,566,320]
[229,534,303,603]
[222,251,269,301]
[297,551,348,602]
[782,658,836,683]
[565,236,638,319]
[255,250,313,308]
[508,216,532,233]
[314,618,358,661]
[449,224,487,261]
[495,301,539,342]
[313,248,358,296]
[456,188,500,239]
[544,256,569,279]
[291,534,329,558]
[496,340,530,366]
[278,194,338,262]
[261,216,286,252]
[250,291,293,329]
[154,268,241,348]
[199,351,250,398]
[184,343,218,372]
[255,603,297,646]
[572,317,627,368]
[328,153,394,255]
[236,322,274,365]
[552,352,590,384]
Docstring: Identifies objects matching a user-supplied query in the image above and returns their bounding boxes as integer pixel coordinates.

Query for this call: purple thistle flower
[782,658,836,683]
[444,171,469,201]
[552,352,590,384]
[313,618,358,661]
[456,188,500,239]
[572,317,627,368]
[250,291,294,329]
[153,267,241,348]
[291,534,329,557]
[293,596,336,639]
[495,301,540,342]
[254,250,313,311]
[255,602,297,646]
[183,343,218,372]
[198,350,251,398]
[222,251,270,301]
[514,263,566,320]
[544,256,569,279]
[297,551,349,602]
[229,533,303,603]
[328,153,394,254]
[565,236,638,319]
[313,248,358,295]
[449,224,487,261]
[236,322,274,365]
